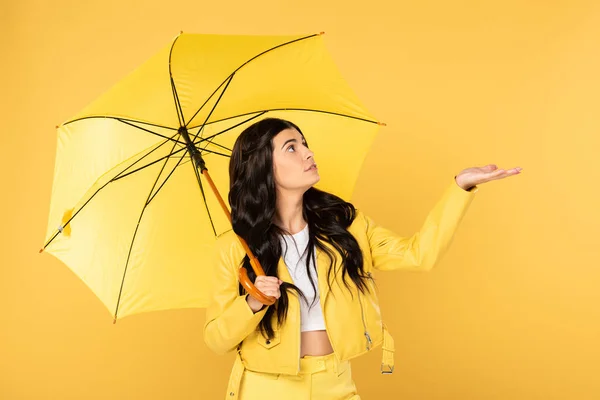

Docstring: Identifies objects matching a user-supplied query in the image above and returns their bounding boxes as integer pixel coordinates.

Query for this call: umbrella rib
[142,128,223,209]
[191,160,217,237]
[113,138,183,322]
[60,117,186,149]
[177,147,230,168]
[193,110,268,151]
[199,140,231,153]
[171,77,186,127]
[114,145,230,183]
[198,149,230,158]
[190,74,235,145]
[62,116,178,132]
[41,134,177,250]
[142,127,228,212]
[142,130,221,247]
[145,146,191,206]
[110,132,183,181]
[184,33,321,127]
[183,76,231,130]
[113,147,186,182]
[116,118,187,146]
[190,108,380,133]
[168,34,186,127]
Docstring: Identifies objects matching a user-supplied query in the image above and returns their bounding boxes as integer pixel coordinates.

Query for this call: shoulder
[348,208,370,236]
[214,229,246,267]
[351,208,367,223]
[215,229,238,245]
[215,229,243,250]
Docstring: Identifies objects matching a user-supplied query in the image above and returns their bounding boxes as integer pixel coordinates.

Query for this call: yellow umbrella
[40,32,383,322]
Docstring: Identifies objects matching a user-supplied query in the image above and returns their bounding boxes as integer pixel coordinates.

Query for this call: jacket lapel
[316,241,339,306]
[277,257,294,284]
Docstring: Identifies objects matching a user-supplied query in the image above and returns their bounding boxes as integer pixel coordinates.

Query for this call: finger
[255,282,283,293]
[494,167,522,176]
[256,282,280,291]
[492,166,522,176]
[261,283,282,298]
[486,168,520,182]
[264,277,283,286]
[260,288,281,298]
[487,169,508,180]
[256,276,279,284]
[255,275,273,282]
[256,277,281,286]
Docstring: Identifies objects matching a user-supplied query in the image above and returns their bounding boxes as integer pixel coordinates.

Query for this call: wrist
[245,294,265,313]
[454,175,474,191]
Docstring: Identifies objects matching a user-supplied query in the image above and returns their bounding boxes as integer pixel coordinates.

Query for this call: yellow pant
[226,352,360,399]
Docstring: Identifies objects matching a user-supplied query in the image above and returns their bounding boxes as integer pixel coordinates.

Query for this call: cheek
[272,156,285,184]
[273,157,299,186]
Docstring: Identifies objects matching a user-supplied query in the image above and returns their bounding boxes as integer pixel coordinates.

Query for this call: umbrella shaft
[177,126,232,223]
[177,126,269,297]
[178,126,206,171]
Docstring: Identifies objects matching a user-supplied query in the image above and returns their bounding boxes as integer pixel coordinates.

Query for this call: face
[271,128,320,193]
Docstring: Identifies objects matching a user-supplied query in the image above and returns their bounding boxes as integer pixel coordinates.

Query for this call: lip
[305,163,317,171]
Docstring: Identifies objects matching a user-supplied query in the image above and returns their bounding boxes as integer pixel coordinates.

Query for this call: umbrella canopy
[41,32,382,321]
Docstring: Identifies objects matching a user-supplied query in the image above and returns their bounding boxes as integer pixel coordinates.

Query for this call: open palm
[455,164,522,190]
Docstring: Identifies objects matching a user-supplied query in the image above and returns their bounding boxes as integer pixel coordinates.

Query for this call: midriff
[301,330,334,357]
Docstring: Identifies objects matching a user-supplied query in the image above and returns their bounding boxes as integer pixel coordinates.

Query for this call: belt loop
[381,323,395,374]
[226,350,245,399]
[333,353,339,375]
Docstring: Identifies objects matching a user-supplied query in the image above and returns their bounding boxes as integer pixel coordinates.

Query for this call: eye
[287,145,295,152]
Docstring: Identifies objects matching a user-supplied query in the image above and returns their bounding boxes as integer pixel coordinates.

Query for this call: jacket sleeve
[203,234,269,355]
[362,178,478,272]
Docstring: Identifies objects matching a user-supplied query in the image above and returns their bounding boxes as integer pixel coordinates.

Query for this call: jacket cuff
[219,295,269,338]
[453,175,479,193]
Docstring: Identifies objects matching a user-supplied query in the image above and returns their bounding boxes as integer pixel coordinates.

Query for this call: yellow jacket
[204,179,478,376]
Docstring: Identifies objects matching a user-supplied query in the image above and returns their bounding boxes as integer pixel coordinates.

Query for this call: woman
[204,118,521,399]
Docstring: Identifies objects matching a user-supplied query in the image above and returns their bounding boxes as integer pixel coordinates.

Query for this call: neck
[274,189,306,234]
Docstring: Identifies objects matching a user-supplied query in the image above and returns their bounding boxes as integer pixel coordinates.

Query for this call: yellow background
[2,0,599,398]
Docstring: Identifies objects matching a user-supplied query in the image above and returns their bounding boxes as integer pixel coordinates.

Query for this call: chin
[299,177,320,193]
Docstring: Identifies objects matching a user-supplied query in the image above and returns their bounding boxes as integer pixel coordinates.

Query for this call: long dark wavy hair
[229,117,370,339]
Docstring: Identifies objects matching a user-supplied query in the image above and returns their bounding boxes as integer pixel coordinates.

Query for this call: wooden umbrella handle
[234,235,276,306]
[201,168,277,306]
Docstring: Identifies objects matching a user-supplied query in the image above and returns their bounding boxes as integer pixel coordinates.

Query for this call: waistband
[225,325,395,399]
[300,352,342,375]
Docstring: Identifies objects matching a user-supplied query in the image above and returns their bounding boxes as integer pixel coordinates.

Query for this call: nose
[305,147,314,160]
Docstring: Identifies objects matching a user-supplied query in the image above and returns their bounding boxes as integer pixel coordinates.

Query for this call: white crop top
[279,224,326,332]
